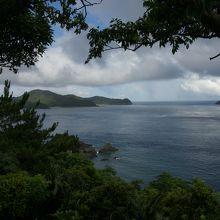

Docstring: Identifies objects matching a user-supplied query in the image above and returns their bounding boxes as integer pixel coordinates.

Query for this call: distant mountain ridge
[16,90,132,108]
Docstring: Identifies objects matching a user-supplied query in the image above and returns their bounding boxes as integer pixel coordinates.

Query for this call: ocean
[40,101,220,190]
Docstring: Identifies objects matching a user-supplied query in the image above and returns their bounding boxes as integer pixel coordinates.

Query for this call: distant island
[216,101,220,105]
[16,90,132,108]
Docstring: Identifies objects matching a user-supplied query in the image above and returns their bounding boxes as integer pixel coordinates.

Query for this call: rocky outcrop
[78,142,119,158]
[99,143,118,154]
[79,141,97,158]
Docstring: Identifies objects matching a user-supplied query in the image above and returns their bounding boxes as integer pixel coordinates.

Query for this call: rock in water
[79,141,97,158]
[99,143,118,154]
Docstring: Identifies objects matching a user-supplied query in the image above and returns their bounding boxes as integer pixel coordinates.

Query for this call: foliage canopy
[1,0,219,73]
[0,81,220,219]
[0,0,102,73]
[87,0,220,62]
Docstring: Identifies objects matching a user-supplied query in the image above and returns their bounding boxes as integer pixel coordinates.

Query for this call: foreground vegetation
[0,81,220,220]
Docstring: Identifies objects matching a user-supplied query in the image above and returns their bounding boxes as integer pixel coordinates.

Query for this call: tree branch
[210,53,220,60]
[77,0,103,17]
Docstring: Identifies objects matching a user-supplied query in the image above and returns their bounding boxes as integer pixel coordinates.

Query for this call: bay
[40,101,220,190]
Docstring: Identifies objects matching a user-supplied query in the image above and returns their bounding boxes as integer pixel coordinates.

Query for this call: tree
[0,173,49,219]
[1,0,219,74]
[0,0,102,73]
[0,80,57,149]
[139,173,220,220]
[0,80,58,174]
[86,0,220,62]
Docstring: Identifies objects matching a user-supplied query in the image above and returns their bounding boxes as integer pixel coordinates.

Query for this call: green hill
[86,96,132,105]
[15,90,132,108]
[18,90,97,108]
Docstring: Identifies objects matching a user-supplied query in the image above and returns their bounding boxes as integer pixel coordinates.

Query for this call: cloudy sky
[1,0,220,101]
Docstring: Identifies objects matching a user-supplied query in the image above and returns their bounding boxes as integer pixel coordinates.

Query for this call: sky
[1,0,220,101]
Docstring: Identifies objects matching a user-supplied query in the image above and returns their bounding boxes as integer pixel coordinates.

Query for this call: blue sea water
[40,101,220,190]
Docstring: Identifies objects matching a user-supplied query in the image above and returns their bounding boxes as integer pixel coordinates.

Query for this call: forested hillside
[1,81,220,220]
[15,90,133,108]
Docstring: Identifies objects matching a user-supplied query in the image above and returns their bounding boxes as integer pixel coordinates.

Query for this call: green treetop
[0,81,57,149]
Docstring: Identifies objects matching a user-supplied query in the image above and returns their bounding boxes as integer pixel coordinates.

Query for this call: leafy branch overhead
[0,0,102,73]
[0,0,219,74]
[86,0,220,63]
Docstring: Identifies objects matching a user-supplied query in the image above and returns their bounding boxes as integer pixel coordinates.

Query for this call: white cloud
[0,31,184,87]
[181,74,220,96]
